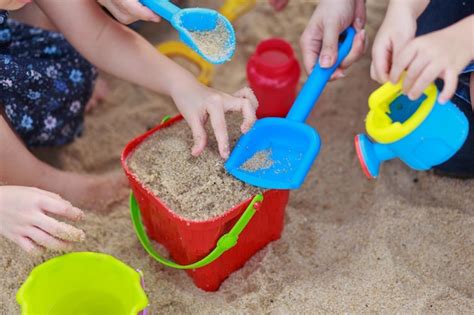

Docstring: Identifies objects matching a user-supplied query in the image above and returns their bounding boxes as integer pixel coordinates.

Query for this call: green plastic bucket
[17,252,148,315]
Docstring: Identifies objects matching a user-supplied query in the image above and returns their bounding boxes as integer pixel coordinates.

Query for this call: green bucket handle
[160,115,172,124]
[130,193,263,269]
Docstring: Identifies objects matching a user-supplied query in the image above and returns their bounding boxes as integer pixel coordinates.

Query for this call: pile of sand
[1,0,473,314]
[127,115,260,221]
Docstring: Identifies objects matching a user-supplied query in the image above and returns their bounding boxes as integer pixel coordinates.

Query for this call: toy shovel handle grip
[129,193,263,270]
[287,27,356,122]
[139,0,179,21]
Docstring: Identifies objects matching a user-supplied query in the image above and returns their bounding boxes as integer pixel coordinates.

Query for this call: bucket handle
[130,193,263,269]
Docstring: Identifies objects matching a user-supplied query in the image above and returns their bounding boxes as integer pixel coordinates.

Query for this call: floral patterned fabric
[0,10,97,147]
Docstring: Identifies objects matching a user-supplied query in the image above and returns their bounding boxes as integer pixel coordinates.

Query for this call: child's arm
[371,0,430,83]
[389,15,474,103]
[35,0,257,159]
[0,186,85,254]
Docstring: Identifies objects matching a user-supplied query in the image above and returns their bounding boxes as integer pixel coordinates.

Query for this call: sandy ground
[1,0,473,313]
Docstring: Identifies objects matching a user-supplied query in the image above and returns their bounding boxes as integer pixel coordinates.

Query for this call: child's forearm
[87,18,196,96]
[388,0,430,19]
[35,0,194,97]
[449,15,474,59]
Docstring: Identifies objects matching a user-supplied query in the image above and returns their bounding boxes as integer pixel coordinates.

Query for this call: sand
[188,19,232,62]
[1,0,473,313]
[241,149,274,171]
[127,116,260,221]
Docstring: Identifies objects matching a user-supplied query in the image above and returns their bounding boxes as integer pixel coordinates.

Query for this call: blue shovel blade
[225,118,321,190]
[173,8,236,64]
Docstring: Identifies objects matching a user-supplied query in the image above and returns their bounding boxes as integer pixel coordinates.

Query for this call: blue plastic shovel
[225,27,356,189]
[140,0,236,64]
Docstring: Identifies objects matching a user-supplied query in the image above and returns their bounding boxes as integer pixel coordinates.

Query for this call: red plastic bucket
[247,38,301,118]
[121,115,289,291]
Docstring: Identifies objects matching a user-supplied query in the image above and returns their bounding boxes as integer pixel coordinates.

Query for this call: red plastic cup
[121,116,290,291]
[247,38,301,118]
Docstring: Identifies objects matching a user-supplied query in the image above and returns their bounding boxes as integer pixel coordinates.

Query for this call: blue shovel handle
[287,27,356,122]
[139,0,179,22]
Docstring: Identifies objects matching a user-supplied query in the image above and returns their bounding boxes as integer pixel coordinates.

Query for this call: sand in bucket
[127,114,260,221]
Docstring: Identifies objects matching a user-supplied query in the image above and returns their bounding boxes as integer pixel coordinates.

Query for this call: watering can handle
[139,0,179,22]
[130,193,263,270]
[286,26,356,122]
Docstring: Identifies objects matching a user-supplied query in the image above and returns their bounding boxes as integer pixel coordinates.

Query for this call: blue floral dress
[0,10,97,147]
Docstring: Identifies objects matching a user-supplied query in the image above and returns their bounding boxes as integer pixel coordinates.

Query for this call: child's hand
[0,186,85,255]
[389,17,474,104]
[300,0,367,77]
[269,0,289,12]
[171,79,258,159]
[98,0,161,24]
[371,2,418,83]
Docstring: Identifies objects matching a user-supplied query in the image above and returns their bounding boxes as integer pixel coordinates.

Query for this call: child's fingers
[370,62,377,81]
[207,105,230,159]
[402,57,430,95]
[187,116,208,157]
[39,197,84,222]
[329,68,346,81]
[354,0,367,31]
[16,236,44,256]
[339,29,367,70]
[102,3,133,24]
[232,88,258,133]
[35,213,85,242]
[390,45,416,84]
[300,29,322,74]
[27,227,71,252]
[106,0,159,23]
[233,87,259,110]
[235,97,257,133]
[438,70,459,104]
[371,39,391,83]
[319,24,340,68]
[124,0,161,22]
[407,64,440,100]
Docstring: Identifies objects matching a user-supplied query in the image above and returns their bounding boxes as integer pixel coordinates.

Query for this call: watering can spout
[355,134,396,178]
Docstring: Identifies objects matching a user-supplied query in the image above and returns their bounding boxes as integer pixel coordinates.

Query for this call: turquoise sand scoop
[140,0,236,64]
[225,27,356,189]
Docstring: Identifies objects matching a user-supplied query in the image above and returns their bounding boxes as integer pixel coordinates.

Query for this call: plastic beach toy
[247,38,301,118]
[140,0,235,64]
[121,115,289,291]
[17,252,148,315]
[355,80,469,178]
[225,27,356,189]
[130,193,263,269]
[155,0,255,84]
